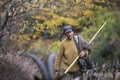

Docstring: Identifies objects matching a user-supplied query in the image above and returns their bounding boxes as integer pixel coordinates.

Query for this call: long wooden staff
[64,21,107,73]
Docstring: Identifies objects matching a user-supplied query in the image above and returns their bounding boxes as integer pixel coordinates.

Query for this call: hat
[59,25,73,41]
[63,25,73,33]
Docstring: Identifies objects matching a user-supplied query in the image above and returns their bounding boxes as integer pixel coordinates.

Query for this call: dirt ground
[82,72,113,80]
[98,72,113,80]
[99,76,113,80]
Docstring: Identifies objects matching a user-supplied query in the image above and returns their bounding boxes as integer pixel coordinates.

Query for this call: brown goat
[113,60,120,80]
[102,62,111,77]
[0,53,37,80]
[114,72,120,80]
[0,53,52,80]
[86,63,99,80]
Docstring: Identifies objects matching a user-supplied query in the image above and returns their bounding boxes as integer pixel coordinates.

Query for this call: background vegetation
[0,0,120,66]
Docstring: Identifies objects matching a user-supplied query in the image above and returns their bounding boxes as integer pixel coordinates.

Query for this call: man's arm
[54,42,65,71]
[78,35,92,57]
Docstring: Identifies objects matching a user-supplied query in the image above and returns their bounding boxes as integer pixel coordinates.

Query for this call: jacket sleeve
[78,35,92,53]
[54,43,64,71]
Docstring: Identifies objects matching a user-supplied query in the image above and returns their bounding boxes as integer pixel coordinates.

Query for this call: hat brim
[65,29,72,33]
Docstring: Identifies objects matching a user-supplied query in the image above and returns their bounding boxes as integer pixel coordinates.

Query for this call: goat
[114,72,120,80]
[86,63,99,80]
[27,53,58,80]
[0,53,38,80]
[26,53,50,80]
[112,60,120,80]
[0,53,51,80]
[102,62,111,77]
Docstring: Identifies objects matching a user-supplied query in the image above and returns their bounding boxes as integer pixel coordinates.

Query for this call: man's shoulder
[77,35,87,42]
[77,35,83,40]
[77,35,82,37]
[60,39,67,44]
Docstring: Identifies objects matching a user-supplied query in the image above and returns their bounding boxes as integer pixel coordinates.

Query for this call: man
[54,25,92,80]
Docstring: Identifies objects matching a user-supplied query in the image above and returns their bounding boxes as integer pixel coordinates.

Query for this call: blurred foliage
[27,39,47,55]
[87,5,120,64]
[0,0,120,65]
[45,41,60,54]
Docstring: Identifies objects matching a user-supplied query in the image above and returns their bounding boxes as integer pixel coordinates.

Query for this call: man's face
[65,31,74,40]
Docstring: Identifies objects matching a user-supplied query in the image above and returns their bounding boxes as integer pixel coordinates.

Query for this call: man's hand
[54,71,66,80]
[54,71,60,79]
[79,51,87,57]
